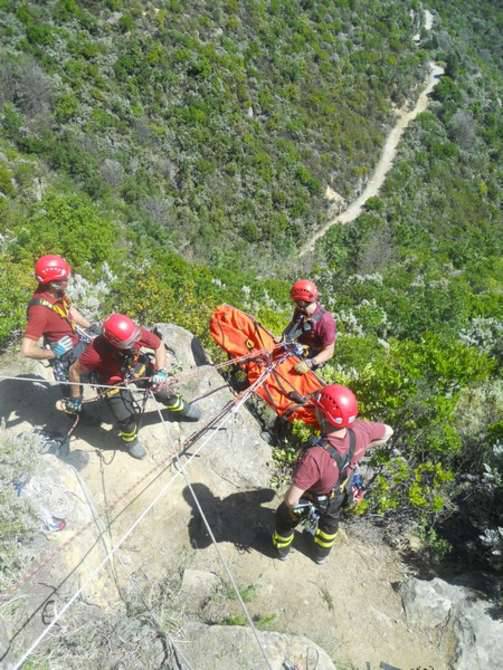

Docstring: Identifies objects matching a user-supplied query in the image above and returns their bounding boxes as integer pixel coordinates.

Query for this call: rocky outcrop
[181,622,337,670]
[401,577,503,670]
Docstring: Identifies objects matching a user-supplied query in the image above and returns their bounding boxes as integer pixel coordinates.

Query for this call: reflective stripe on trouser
[312,493,344,559]
[162,393,185,412]
[106,390,138,443]
[153,384,188,413]
[273,502,299,556]
[272,530,294,550]
[118,424,138,444]
[314,528,338,549]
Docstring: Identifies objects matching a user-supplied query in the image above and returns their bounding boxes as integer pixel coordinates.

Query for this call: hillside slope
[0,325,451,669]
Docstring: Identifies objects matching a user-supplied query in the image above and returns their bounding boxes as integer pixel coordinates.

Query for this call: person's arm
[284,484,307,510]
[21,336,55,361]
[69,306,91,329]
[154,341,167,371]
[370,424,393,447]
[310,341,335,367]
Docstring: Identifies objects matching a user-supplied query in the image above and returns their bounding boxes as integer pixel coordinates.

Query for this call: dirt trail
[299,61,444,257]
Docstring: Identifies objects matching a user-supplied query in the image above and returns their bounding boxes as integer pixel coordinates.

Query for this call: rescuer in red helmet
[282,279,336,374]
[67,313,201,460]
[22,255,93,397]
[272,384,393,564]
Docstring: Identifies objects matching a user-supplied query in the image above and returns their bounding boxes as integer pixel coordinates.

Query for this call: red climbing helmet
[290,279,319,303]
[34,255,72,284]
[103,313,141,349]
[313,384,358,428]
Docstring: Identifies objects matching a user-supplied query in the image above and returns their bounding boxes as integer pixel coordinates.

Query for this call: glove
[63,397,82,414]
[151,368,169,387]
[51,335,74,358]
[294,359,312,374]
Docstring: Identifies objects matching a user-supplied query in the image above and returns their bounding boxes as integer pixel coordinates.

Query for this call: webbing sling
[28,296,76,331]
[319,427,356,493]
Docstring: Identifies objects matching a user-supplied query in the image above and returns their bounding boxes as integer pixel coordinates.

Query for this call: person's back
[272,384,393,564]
[294,419,389,496]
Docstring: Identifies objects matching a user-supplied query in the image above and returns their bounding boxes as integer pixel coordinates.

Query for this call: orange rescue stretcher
[209,304,324,426]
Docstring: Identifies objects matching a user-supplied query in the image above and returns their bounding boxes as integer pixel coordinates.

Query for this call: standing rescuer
[22,255,92,397]
[67,313,201,460]
[272,384,393,564]
[282,279,336,374]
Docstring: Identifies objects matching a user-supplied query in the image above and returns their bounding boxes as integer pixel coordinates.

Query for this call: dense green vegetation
[0,0,426,266]
[0,0,501,590]
[315,0,503,566]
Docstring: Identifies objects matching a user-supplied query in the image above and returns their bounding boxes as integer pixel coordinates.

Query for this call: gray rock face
[180,622,337,670]
[154,323,210,369]
[180,569,220,612]
[401,577,503,669]
[151,323,271,488]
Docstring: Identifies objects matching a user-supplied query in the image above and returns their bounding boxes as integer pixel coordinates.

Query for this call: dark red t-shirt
[293,420,386,495]
[79,327,160,384]
[24,288,78,345]
[292,304,336,354]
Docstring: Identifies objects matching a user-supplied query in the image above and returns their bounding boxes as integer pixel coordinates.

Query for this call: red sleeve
[24,305,49,340]
[139,327,161,350]
[79,342,102,371]
[359,421,387,442]
[292,450,322,491]
[319,313,336,347]
[352,421,387,463]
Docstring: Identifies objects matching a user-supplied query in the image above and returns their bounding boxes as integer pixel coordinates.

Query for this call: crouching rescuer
[67,313,201,460]
[272,384,393,564]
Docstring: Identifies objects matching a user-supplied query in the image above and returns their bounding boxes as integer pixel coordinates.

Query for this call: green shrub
[0,161,14,195]
[12,191,121,275]
[54,92,79,123]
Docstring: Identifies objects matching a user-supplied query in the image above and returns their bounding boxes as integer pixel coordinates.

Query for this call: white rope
[0,373,150,392]
[0,341,292,393]
[11,365,272,670]
[151,373,277,670]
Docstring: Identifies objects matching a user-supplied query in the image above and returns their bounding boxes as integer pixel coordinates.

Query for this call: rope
[0,345,285,392]
[1,343,298,600]
[2,392,243,601]
[0,373,157,392]
[11,363,274,670]
[150,365,281,670]
[176,467,274,670]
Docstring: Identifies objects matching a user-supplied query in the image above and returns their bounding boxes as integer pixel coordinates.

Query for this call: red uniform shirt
[293,420,386,495]
[79,327,160,384]
[292,304,336,354]
[24,288,78,345]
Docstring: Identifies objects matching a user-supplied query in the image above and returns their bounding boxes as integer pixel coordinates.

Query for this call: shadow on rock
[0,375,130,466]
[182,483,278,558]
